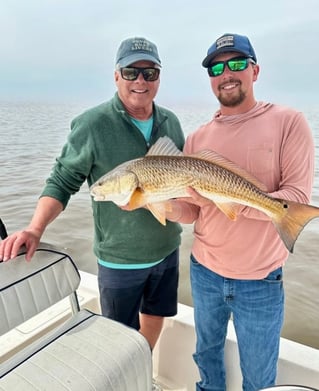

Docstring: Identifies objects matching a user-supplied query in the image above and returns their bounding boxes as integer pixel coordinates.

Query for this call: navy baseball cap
[202,33,257,67]
[115,37,161,68]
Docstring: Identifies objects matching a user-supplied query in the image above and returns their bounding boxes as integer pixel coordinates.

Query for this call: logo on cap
[131,38,154,53]
[216,35,235,50]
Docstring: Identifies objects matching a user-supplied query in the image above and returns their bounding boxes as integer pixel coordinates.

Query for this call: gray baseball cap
[115,37,161,67]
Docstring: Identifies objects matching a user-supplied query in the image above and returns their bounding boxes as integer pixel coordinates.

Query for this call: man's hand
[0,229,41,262]
[182,187,214,208]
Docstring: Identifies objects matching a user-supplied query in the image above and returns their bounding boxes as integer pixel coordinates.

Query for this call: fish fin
[128,189,146,210]
[191,150,267,192]
[147,203,168,225]
[272,199,319,253]
[215,202,238,221]
[147,136,184,157]
[128,190,171,226]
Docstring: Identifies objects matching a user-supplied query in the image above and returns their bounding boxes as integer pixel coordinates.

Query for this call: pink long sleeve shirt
[180,102,314,279]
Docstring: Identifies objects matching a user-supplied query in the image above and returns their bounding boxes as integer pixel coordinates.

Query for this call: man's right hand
[0,229,41,262]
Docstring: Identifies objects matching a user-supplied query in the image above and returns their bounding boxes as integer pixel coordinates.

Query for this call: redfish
[90,137,319,253]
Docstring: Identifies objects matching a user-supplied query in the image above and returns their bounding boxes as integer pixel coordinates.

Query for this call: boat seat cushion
[0,248,81,335]
[0,309,152,390]
[0,246,152,390]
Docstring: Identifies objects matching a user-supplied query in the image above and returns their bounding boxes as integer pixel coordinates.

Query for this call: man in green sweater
[0,37,184,356]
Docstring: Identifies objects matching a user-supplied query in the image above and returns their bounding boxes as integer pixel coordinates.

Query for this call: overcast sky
[1,0,319,110]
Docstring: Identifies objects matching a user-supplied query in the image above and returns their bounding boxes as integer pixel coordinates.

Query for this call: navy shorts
[97,249,179,330]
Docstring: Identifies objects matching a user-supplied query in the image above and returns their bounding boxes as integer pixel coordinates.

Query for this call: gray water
[0,101,318,349]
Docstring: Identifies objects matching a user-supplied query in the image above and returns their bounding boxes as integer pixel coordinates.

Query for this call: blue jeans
[190,254,284,391]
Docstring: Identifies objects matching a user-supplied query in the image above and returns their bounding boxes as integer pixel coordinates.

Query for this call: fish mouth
[90,188,105,201]
[92,195,106,201]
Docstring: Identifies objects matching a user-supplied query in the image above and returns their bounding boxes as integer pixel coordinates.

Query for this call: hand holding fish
[185,187,216,208]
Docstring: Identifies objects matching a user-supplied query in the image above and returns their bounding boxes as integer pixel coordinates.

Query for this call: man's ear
[252,64,260,82]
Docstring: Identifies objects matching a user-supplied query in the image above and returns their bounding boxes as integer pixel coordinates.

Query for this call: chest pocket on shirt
[247,144,274,175]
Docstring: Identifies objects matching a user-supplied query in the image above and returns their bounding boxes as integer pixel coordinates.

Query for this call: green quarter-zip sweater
[41,93,185,264]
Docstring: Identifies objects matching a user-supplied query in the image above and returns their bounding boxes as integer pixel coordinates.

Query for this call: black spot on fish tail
[273,199,319,253]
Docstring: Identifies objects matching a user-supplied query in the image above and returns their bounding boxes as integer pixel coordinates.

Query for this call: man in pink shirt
[167,33,314,390]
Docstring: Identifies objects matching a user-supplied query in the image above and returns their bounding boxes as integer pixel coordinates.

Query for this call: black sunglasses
[120,67,160,81]
[207,57,255,77]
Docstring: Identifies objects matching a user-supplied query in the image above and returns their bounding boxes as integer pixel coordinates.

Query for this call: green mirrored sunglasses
[207,57,255,77]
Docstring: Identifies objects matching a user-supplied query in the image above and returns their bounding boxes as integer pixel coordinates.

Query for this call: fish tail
[273,199,319,253]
